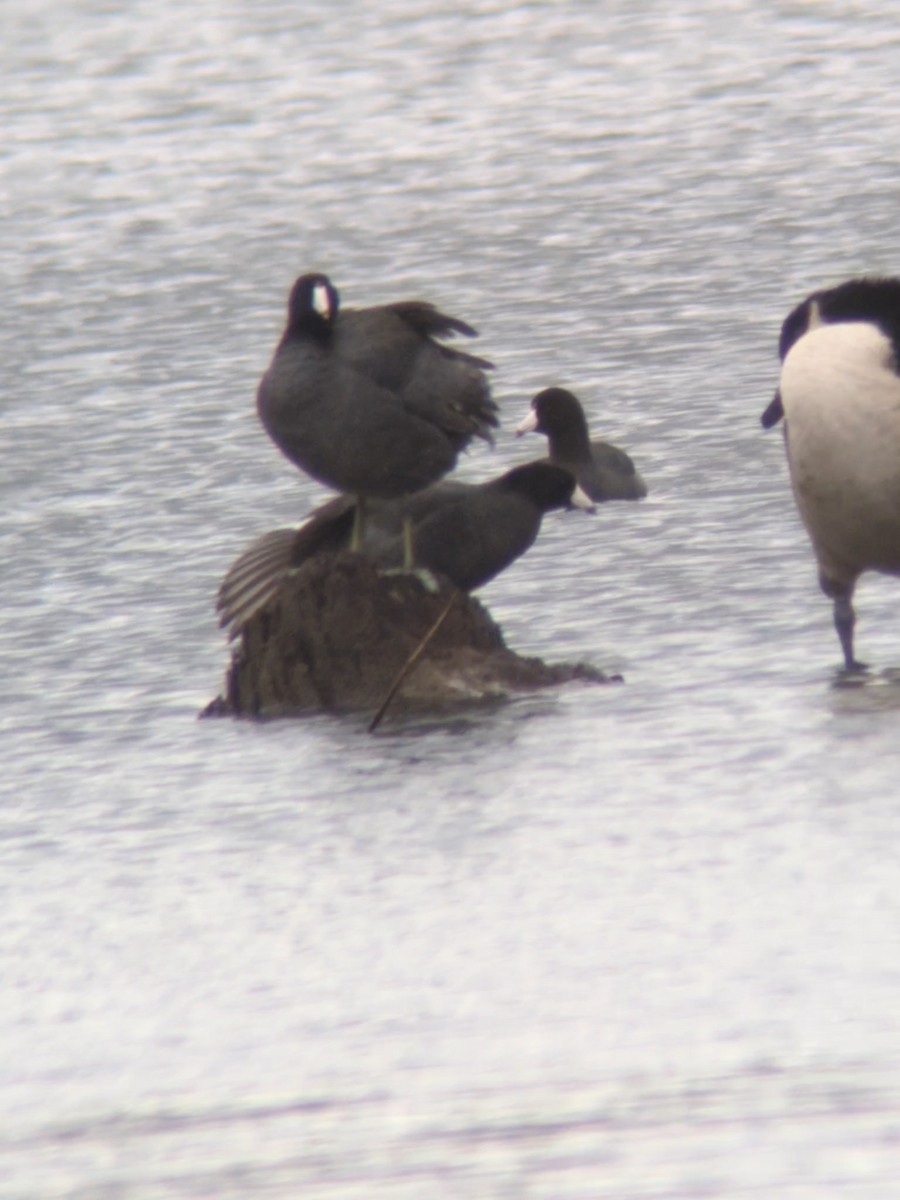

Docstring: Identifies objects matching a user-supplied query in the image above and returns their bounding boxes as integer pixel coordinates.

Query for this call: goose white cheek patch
[783,320,895,396]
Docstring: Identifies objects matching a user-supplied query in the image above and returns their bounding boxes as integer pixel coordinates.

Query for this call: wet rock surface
[203,554,615,720]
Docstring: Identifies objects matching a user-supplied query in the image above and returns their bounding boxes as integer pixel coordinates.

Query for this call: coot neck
[284,310,334,347]
[548,416,592,462]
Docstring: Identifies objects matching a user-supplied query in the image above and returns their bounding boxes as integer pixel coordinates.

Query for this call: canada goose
[764,277,900,668]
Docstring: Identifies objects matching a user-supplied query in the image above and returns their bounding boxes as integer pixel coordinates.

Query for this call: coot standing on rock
[516,387,647,501]
[762,277,900,670]
[256,273,499,555]
[217,462,592,639]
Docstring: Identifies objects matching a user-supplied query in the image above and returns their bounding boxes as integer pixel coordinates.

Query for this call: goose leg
[820,574,865,671]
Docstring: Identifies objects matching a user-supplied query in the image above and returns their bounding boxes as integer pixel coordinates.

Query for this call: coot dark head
[516,387,647,501]
[217,462,591,638]
[765,276,900,670]
[285,272,339,336]
[256,273,499,507]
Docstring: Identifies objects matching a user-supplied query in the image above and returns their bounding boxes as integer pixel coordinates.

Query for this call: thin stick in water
[368,590,457,733]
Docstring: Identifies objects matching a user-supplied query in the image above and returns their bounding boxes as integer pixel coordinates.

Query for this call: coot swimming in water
[516,387,646,501]
[256,273,499,552]
[218,462,592,639]
[763,276,900,670]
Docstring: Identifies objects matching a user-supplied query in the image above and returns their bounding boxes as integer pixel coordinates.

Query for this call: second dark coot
[762,276,900,669]
[218,462,592,639]
[517,386,647,501]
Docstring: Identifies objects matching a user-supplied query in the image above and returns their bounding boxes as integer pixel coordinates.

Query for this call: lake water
[3,0,900,1195]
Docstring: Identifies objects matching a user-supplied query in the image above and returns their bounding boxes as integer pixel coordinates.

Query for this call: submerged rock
[202,553,614,721]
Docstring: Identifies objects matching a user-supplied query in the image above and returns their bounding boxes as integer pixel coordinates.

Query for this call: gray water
[3,1,900,1195]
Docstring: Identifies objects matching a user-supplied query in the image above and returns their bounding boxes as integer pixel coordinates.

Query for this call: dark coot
[256,273,499,505]
[763,276,900,669]
[217,462,592,639]
[517,386,647,501]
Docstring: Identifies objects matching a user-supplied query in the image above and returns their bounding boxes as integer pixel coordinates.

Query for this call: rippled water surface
[4,1,900,1195]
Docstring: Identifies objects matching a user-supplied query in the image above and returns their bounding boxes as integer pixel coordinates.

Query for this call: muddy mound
[203,553,614,722]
